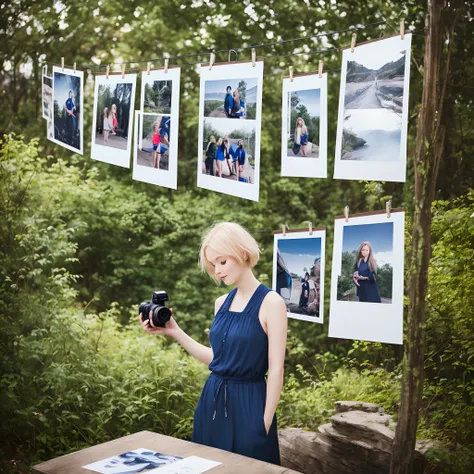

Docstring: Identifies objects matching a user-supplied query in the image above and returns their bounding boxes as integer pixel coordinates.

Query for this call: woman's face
[361,245,370,258]
[233,90,240,100]
[297,119,303,127]
[205,247,245,286]
[69,92,73,98]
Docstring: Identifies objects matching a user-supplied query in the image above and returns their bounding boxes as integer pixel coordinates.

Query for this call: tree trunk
[390,1,450,473]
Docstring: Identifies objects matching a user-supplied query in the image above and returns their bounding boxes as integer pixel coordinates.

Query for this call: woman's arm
[261,292,287,434]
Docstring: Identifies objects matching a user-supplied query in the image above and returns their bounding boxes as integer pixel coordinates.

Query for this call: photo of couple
[287,88,321,158]
[52,67,83,154]
[204,78,257,120]
[273,231,325,323]
[95,82,134,151]
[202,118,255,184]
[336,222,394,304]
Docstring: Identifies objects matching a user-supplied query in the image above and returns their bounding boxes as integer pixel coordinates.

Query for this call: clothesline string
[68,20,390,71]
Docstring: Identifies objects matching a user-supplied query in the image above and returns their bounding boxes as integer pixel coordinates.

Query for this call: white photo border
[197,61,263,202]
[90,73,137,168]
[328,211,405,344]
[333,34,412,182]
[42,73,53,121]
[272,230,326,324]
[51,66,84,155]
[281,73,327,178]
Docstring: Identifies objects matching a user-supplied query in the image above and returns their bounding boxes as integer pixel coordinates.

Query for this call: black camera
[139,291,171,328]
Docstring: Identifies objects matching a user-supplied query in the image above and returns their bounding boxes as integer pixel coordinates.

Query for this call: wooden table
[33,430,301,474]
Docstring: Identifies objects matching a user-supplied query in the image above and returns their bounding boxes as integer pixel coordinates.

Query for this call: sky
[278,237,321,277]
[204,117,256,136]
[205,78,258,95]
[344,109,401,133]
[54,71,81,105]
[289,88,321,117]
[342,222,394,266]
[348,35,407,71]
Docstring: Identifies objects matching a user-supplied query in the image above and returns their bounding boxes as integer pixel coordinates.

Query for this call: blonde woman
[110,103,118,135]
[352,241,381,303]
[293,117,309,156]
[230,89,244,118]
[139,222,287,465]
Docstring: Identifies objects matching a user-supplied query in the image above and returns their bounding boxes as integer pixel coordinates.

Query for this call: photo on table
[272,230,325,323]
[329,210,405,344]
[51,66,83,154]
[82,447,182,474]
[91,72,137,168]
[281,72,328,178]
[334,34,412,182]
[197,61,263,201]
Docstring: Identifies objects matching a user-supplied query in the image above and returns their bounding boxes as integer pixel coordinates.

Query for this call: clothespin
[344,205,349,223]
[281,224,288,236]
[209,51,215,70]
[61,57,65,71]
[147,62,151,75]
[164,56,169,74]
[351,33,357,53]
[121,64,125,79]
[318,60,323,78]
[307,221,313,235]
[289,66,294,82]
[73,62,76,73]
[386,200,392,218]
[106,65,110,79]
[400,19,405,40]
[251,48,256,67]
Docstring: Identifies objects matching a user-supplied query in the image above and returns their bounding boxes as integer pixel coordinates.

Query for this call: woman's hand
[264,413,272,436]
[139,309,180,339]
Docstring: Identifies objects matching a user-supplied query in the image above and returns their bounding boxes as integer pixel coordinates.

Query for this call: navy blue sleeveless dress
[192,283,281,465]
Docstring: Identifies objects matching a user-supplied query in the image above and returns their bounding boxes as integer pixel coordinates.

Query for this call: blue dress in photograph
[355,260,381,303]
[192,283,281,465]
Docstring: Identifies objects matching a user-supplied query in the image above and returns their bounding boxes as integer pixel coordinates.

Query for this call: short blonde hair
[199,222,260,284]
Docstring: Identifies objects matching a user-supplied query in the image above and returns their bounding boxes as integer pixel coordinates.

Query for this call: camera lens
[151,305,171,327]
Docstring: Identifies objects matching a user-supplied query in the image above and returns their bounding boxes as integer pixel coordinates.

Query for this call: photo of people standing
[337,222,394,303]
[137,114,171,171]
[204,78,257,119]
[95,82,134,150]
[53,68,82,153]
[274,236,323,319]
[202,118,254,183]
[287,88,320,158]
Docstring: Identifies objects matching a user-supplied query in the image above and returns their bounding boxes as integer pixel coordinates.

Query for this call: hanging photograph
[197,61,263,202]
[132,111,178,189]
[272,230,326,323]
[51,66,83,154]
[329,210,405,344]
[281,73,328,178]
[90,72,137,168]
[334,34,412,182]
[134,67,180,188]
[42,71,53,121]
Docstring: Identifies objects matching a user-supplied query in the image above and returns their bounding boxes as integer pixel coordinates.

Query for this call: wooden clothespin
[351,33,357,53]
[209,51,215,70]
[61,57,65,71]
[289,66,294,82]
[164,57,169,74]
[251,48,256,67]
[344,205,349,223]
[73,62,76,73]
[386,200,392,218]
[121,64,125,79]
[281,224,288,236]
[307,221,313,235]
[318,60,323,78]
[147,62,151,75]
[400,19,405,40]
[106,65,110,79]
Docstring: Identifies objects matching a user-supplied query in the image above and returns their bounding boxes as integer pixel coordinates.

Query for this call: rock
[278,401,431,474]
[342,130,366,152]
